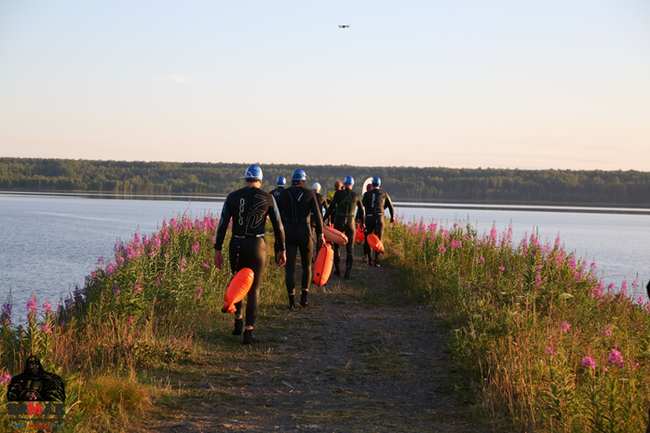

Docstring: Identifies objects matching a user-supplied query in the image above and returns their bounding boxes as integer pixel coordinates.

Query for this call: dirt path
[141,259,487,433]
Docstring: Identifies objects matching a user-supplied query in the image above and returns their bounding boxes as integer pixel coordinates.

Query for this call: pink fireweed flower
[105,263,117,275]
[546,347,557,356]
[608,349,624,368]
[26,292,37,314]
[581,356,596,368]
[134,284,142,294]
[561,322,570,331]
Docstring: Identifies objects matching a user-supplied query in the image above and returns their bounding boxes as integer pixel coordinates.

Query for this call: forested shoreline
[1,157,650,207]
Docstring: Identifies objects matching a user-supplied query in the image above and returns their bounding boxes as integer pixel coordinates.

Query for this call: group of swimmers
[213,164,394,344]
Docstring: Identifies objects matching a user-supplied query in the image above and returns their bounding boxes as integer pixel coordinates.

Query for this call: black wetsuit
[324,188,365,271]
[362,188,394,261]
[270,186,285,200]
[276,186,324,294]
[214,186,285,328]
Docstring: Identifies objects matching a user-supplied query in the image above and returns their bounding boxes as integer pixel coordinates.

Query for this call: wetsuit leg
[229,238,245,318]
[285,240,298,295]
[364,217,377,258]
[230,238,266,328]
[298,225,313,289]
[333,218,346,271]
[343,217,355,270]
[374,218,385,262]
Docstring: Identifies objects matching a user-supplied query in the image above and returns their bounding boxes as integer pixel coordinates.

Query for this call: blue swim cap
[277,176,286,186]
[242,164,263,181]
[372,177,381,187]
[292,169,307,181]
[343,176,354,186]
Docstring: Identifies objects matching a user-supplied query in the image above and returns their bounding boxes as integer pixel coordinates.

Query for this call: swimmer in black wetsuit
[214,164,287,344]
[311,182,329,257]
[269,176,286,200]
[362,177,395,267]
[324,175,365,280]
[276,169,326,308]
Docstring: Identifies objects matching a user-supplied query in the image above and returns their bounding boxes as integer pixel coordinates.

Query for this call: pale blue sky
[1,1,649,170]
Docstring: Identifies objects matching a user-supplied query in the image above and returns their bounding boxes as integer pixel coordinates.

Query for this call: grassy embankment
[1,213,649,432]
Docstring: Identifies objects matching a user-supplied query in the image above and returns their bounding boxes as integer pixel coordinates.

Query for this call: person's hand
[276,250,287,267]
[214,250,224,270]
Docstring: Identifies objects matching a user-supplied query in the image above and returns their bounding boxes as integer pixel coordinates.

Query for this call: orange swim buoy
[313,243,334,287]
[323,225,348,246]
[355,223,365,243]
[221,268,254,313]
[366,233,385,254]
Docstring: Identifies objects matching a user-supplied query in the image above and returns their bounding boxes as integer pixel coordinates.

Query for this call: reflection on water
[1,193,649,321]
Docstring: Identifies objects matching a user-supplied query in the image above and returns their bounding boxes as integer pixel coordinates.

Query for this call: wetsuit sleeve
[268,195,286,251]
[309,194,324,236]
[214,198,233,251]
[356,194,365,224]
[385,193,395,219]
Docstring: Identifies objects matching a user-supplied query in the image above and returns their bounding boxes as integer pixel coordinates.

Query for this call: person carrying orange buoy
[324,176,365,280]
[311,182,329,258]
[359,183,372,262]
[276,169,326,308]
[362,177,394,267]
[214,164,287,344]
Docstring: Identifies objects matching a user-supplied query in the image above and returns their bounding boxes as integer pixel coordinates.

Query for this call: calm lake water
[1,193,649,321]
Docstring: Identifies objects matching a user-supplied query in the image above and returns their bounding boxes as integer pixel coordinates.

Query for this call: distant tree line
[1,157,650,207]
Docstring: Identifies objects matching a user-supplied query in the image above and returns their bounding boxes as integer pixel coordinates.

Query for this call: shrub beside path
[138,260,488,432]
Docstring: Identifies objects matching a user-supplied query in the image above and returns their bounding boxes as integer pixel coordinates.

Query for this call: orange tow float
[221,268,254,313]
[323,225,348,245]
[366,233,385,254]
[354,223,365,243]
[313,243,334,287]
